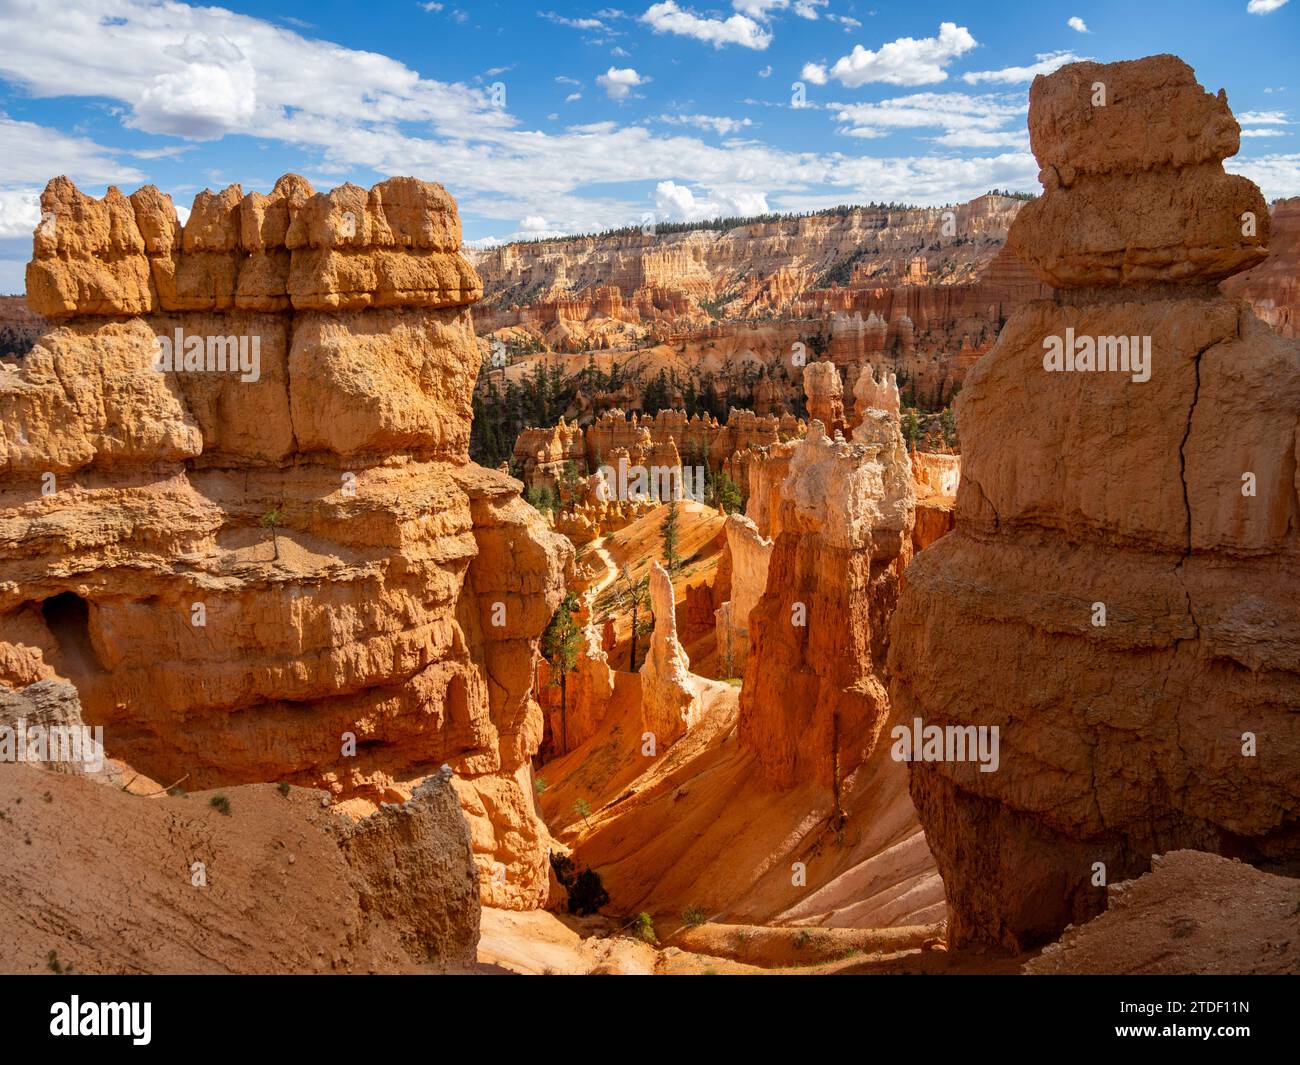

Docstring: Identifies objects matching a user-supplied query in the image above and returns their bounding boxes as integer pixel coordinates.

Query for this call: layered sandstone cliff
[889,56,1300,949]
[1,174,571,909]
[469,195,1029,331]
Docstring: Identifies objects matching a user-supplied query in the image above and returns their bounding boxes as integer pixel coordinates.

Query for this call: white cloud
[758,64,772,77]
[0,114,146,191]
[1228,153,1300,197]
[565,92,583,102]
[1238,110,1289,124]
[660,113,754,135]
[963,50,1085,85]
[597,66,647,99]
[653,179,769,221]
[833,91,1028,148]
[1247,0,1289,13]
[1242,129,1288,137]
[0,188,41,242]
[1067,16,1088,33]
[802,62,828,86]
[733,0,825,17]
[539,11,609,31]
[641,2,773,50]
[131,37,258,139]
[809,22,977,88]
[0,0,1051,245]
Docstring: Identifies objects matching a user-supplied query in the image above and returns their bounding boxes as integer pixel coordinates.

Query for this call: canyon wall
[472,196,1050,409]
[1,174,571,909]
[469,194,1030,329]
[888,56,1300,949]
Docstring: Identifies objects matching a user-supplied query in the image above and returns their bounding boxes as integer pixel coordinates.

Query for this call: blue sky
[0,0,1296,293]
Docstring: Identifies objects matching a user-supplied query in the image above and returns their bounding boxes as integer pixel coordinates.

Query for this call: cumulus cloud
[803,22,976,88]
[1247,0,1289,13]
[597,66,647,99]
[1067,16,1088,32]
[641,2,772,50]
[539,11,609,31]
[131,36,257,139]
[0,0,1113,249]
[0,114,146,192]
[653,179,769,221]
[962,50,1085,85]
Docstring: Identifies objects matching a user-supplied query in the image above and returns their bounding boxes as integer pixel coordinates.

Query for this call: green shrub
[630,911,658,945]
[681,906,708,928]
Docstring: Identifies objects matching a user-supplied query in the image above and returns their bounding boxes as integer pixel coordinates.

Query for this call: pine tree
[902,410,922,451]
[660,497,682,574]
[615,566,651,672]
[714,470,743,515]
[540,592,582,754]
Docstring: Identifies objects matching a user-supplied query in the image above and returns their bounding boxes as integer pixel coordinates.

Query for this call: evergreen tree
[525,484,557,515]
[901,410,922,451]
[615,566,651,672]
[540,592,582,754]
[939,405,958,450]
[660,497,682,574]
[714,470,743,515]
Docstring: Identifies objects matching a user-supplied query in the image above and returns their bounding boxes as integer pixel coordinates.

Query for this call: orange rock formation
[2,174,572,910]
[739,394,916,792]
[889,56,1300,950]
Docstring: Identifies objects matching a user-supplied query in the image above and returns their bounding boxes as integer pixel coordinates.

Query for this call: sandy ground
[1024,850,1300,975]
[0,762,461,974]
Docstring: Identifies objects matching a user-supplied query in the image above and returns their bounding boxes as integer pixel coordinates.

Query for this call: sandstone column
[888,56,1300,949]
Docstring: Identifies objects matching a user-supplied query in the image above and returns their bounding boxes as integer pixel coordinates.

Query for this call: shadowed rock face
[2,174,572,910]
[888,56,1300,950]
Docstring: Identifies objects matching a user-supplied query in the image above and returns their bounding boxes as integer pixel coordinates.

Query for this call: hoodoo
[888,56,1300,950]
[2,174,572,909]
